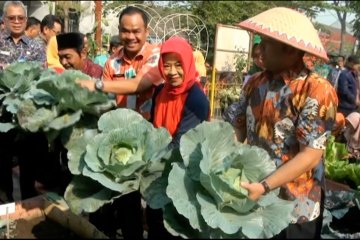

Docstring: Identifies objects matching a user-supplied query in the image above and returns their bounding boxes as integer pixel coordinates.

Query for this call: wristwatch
[260,180,271,195]
[95,79,104,91]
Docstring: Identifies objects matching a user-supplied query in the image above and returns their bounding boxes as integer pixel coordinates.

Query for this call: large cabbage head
[64,109,172,214]
[160,121,295,239]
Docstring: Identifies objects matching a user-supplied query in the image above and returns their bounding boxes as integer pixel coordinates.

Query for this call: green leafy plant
[325,135,360,189]
[0,62,44,132]
[64,108,172,214]
[145,121,295,239]
[0,62,115,145]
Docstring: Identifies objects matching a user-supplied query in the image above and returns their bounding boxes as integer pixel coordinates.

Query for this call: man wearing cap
[223,7,338,238]
[57,32,103,78]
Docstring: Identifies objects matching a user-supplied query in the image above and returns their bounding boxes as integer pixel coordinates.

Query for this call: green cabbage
[0,62,114,134]
[146,121,295,239]
[64,108,172,214]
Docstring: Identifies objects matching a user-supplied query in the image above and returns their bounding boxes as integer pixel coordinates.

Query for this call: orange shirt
[102,42,162,118]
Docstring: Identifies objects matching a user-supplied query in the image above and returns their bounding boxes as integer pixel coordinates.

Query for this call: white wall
[79,1,95,34]
[28,1,50,21]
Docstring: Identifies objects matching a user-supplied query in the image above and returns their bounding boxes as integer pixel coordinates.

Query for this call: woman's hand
[240,182,265,201]
[76,79,95,91]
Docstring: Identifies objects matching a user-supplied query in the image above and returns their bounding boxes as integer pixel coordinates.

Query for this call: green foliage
[64,109,172,214]
[145,121,295,239]
[325,136,360,190]
[0,62,114,145]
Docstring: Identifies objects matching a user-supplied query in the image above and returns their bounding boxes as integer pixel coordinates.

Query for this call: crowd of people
[0,0,358,239]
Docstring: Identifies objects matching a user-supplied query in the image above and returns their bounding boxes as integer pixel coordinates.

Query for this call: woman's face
[162,53,184,87]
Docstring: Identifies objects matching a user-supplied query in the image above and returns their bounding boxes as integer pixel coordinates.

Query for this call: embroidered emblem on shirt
[146,53,160,67]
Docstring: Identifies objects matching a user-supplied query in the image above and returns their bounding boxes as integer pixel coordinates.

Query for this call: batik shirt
[223,64,338,223]
[0,31,46,69]
[102,42,162,119]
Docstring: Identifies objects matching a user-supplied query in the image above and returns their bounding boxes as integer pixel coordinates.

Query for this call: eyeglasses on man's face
[6,15,27,23]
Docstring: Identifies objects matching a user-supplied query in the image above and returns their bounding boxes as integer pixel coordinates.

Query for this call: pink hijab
[344,112,360,158]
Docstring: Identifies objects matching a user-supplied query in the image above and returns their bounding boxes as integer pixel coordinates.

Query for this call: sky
[315,9,355,26]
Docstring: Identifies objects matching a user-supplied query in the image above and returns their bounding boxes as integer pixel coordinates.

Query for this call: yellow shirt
[193,50,207,77]
[47,36,64,69]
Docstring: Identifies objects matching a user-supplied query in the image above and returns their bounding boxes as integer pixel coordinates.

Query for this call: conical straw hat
[238,7,328,61]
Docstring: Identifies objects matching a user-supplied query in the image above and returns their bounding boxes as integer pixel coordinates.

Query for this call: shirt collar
[2,30,31,45]
[117,42,149,62]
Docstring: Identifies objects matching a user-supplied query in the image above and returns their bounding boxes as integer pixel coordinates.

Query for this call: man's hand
[240,182,265,201]
[76,79,95,91]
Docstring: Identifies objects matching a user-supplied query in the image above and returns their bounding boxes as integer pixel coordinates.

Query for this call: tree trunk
[338,17,347,56]
[95,1,102,54]
[334,0,348,56]
[64,7,69,33]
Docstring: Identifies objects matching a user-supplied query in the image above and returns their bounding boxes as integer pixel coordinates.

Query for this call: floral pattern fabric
[223,65,338,223]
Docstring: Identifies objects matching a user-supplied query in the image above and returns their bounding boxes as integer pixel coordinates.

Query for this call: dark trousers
[89,191,144,239]
[145,206,181,240]
[0,131,15,202]
[273,189,325,239]
[17,132,68,199]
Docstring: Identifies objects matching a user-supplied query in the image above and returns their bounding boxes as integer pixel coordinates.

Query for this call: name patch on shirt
[0,50,10,56]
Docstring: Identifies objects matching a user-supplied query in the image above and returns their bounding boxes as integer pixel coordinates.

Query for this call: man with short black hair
[40,14,62,45]
[81,7,162,239]
[25,16,40,39]
[337,55,360,117]
[57,32,103,78]
[78,6,162,120]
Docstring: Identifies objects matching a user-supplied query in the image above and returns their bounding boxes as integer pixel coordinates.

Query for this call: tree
[349,1,360,56]
[322,1,353,56]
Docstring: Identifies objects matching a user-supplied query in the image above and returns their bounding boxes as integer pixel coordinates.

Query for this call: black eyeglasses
[6,15,27,23]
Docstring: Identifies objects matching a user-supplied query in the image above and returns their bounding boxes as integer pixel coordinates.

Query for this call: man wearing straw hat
[223,7,338,238]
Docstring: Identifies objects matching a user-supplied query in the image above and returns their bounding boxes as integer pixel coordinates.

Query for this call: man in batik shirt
[0,1,46,69]
[0,1,46,203]
[223,7,338,239]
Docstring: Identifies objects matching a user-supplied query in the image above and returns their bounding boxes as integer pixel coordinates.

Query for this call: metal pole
[52,1,56,15]
[210,24,220,118]
[95,0,102,54]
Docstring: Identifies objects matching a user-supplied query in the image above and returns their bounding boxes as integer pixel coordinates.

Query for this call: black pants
[273,189,325,239]
[17,132,67,199]
[0,130,16,202]
[89,191,144,239]
[146,206,181,240]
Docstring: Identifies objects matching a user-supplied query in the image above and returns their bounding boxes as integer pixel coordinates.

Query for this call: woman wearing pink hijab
[147,36,209,239]
[150,36,209,148]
